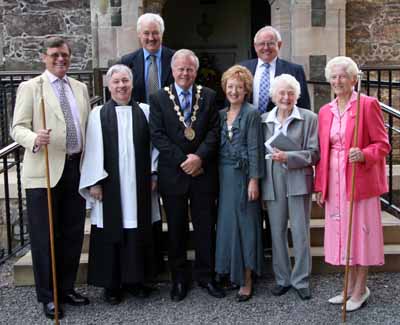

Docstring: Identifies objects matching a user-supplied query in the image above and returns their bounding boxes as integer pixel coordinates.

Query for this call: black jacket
[119,46,175,103]
[240,57,311,111]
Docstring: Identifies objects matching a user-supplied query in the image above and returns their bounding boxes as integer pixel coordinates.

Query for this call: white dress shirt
[253,57,277,109]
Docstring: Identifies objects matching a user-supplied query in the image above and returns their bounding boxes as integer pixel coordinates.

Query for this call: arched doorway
[161,0,271,105]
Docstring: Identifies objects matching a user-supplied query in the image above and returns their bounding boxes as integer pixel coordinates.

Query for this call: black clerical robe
[80,99,155,288]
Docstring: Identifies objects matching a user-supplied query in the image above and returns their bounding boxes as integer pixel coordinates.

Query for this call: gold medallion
[164,85,202,132]
[184,127,196,141]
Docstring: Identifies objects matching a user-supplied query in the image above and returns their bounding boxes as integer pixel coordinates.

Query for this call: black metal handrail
[380,103,400,218]
[0,96,104,265]
[0,142,26,264]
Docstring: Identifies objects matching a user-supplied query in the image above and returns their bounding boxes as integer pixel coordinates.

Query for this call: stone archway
[143,0,167,14]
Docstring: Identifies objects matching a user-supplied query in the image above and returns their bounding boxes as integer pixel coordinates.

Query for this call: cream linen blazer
[11,72,90,189]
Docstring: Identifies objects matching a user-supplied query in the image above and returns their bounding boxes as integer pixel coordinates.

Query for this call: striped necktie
[147,54,159,102]
[56,79,78,153]
[258,63,270,113]
[181,91,191,124]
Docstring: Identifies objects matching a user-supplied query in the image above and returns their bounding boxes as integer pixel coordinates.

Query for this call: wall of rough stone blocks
[1,0,92,71]
[347,0,400,162]
[346,0,400,66]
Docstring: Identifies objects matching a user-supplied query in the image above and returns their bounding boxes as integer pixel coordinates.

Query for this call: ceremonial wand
[39,77,60,325]
[342,70,363,323]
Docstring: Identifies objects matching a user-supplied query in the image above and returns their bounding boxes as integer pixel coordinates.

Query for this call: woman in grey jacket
[261,74,319,300]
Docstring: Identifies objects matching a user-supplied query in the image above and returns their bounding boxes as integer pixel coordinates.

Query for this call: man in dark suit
[119,13,174,103]
[240,26,311,257]
[11,37,90,320]
[149,49,224,302]
[119,13,174,274]
[240,26,310,112]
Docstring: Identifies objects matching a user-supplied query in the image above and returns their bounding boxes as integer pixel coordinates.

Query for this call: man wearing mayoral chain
[149,49,224,302]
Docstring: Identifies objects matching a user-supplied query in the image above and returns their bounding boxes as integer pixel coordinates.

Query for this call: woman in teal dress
[215,65,264,302]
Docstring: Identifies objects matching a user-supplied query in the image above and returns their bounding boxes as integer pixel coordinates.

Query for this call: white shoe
[328,293,348,304]
[345,287,370,312]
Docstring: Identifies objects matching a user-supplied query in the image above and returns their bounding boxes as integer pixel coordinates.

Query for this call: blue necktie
[258,63,270,113]
[181,91,191,124]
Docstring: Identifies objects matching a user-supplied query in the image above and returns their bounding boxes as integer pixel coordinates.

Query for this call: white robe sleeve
[79,106,108,228]
[139,102,161,223]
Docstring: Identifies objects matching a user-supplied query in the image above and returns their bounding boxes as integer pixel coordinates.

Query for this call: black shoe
[296,287,311,300]
[125,284,157,298]
[271,285,291,296]
[222,282,240,291]
[43,302,64,320]
[104,288,122,305]
[62,290,90,306]
[170,282,187,302]
[198,281,225,298]
[236,290,253,302]
[217,275,239,291]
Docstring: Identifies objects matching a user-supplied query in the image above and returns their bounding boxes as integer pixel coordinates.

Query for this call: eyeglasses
[46,52,70,59]
[254,41,277,48]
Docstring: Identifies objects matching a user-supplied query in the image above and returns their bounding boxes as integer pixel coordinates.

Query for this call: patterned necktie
[258,63,270,113]
[147,54,159,101]
[56,79,78,152]
[181,91,191,125]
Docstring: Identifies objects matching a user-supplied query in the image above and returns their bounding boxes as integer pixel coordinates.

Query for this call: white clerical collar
[115,105,132,109]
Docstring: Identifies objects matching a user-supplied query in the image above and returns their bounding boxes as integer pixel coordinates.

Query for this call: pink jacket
[315,94,391,201]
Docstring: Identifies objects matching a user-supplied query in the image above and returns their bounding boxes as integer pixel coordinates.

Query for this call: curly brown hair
[221,65,253,95]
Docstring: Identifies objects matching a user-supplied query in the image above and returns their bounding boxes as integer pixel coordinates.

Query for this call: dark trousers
[88,227,155,289]
[152,219,165,274]
[26,156,85,304]
[263,210,273,251]
[162,189,216,284]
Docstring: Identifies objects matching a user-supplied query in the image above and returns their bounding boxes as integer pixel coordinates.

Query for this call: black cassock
[87,99,155,289]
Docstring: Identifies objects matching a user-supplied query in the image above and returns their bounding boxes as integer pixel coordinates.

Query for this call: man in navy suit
[240,26,310,262]
[119,13,175,103]
[240,26,310,112]
[119,13,174,275]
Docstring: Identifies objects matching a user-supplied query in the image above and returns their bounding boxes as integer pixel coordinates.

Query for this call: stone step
[14,244,400,286]
[81,211,400,253]
[14,251,89,286]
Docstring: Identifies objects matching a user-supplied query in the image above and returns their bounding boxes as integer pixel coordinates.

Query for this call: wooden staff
[39,78,60,325]
[342,70,363,323]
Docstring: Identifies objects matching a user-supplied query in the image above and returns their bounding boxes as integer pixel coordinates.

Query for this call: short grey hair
[270,74,301,104]
[325,56,359,81]
[171,49,200,71]
[254,26,282,43]
[106,64,133,85]
[137,13,165,35]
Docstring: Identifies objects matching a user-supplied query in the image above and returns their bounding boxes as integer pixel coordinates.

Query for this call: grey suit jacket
[261,107,319,200]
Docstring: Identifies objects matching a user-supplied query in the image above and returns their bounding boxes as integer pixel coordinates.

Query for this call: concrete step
[307,245,400,273]
[14,251,88,286]
[14,209,400,286]
[14,244,400,286]
[81,211,400,253]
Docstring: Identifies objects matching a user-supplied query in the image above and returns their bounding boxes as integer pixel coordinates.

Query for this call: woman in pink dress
[314,56,391,312]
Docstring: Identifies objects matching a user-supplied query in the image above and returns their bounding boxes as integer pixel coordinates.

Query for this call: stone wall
[1,0,92,71]
[347,0,400,162]
[346,0,400,66]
